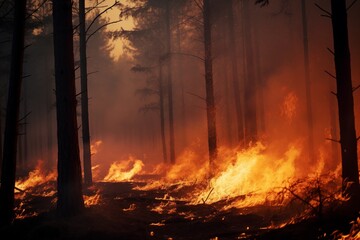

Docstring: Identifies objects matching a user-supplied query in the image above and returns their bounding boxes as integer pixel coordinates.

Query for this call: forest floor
[0,181,358,240]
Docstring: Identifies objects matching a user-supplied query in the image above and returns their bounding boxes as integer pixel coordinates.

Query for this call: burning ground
[1,142,359,240]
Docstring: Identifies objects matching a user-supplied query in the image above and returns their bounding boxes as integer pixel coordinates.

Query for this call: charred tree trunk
[242,0,257,145]
[203,0,218,164]
[330,0,359,201]
[0,0,26,226]
[52,0,84,216]
[301,0,314,163]
[79,0,92,186]
[159,59,168,163]
[165,1,175,164]
[227,0,244,144]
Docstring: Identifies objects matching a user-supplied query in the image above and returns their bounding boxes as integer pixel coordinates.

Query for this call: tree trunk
[301,0,314,163]
[0,0,26,226]
[176,13,187,151]
[165,1,176,164]
[227,0,244,144]
[331,0,359,201]
[158,59,168,163]
[79,0,92,186]
[203,0,218,165]
[0,99,3,178]
[242,0,257,145]
[52,0,84,216]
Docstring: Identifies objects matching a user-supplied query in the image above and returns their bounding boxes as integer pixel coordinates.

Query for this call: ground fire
[0,0,359,239]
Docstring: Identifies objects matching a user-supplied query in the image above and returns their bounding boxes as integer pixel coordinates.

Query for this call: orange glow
[90,140,103,155]
[281,91,298,123]
[84,190,102,207]
[103,157,144,182]
[15,160,56,194]
[191,143,300,208]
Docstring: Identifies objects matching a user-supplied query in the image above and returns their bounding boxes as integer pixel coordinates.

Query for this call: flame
[192,143,300,208]
[137,142,305,210]
[84,190,102,207]
[15,160,56,192]
[103,157,144,182]
[123,203,136,212]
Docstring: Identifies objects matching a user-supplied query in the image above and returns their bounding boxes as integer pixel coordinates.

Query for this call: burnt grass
[0,181,358,240]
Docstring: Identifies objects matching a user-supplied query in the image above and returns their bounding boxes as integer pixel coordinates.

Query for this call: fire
[84,190,102,207]
[136,142,305,210]
[15,160,56,193]
[103,157,144,182]
[192,143,300,208]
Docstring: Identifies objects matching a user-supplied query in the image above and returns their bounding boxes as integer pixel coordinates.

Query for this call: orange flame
[192,143,300,208]
[15,160,56,193]
[84,190,102,207]
[103,157,144,182]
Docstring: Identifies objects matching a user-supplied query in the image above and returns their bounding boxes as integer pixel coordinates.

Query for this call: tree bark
[227,0,244,145]
[330,0,359,199]
[79,0,93,186]
[52,0,84,216]
[165,1,176,164]
[203,0,218,165]
[301,0,314,163]
[0,0,26,226]
[158,59,168,163]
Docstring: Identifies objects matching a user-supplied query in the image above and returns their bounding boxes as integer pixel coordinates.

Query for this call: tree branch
[325,70,336,79]
[187,92,206,102]
[352,84,360,92]
[314,3,332,17]
[347,0,358,11]
[17,111,32,123]
[327,47,334,55]
[25,0,48,20]
[86,1,120,34]
[284,187,317,212]
[85,0,107,15]
[171,51,204,62]
[193,0,203,11]
[326,138,340,143]
[86,20,122,43]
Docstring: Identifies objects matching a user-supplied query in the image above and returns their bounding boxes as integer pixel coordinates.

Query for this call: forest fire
[0,0,359,239]
[102,157,144,182]
[15,160,56,199]
[192,143,300,208]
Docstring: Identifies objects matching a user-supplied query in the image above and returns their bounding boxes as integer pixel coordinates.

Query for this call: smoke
[11,0,360,178]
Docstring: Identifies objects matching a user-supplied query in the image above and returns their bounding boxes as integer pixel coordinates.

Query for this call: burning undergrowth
[11,141,351,239]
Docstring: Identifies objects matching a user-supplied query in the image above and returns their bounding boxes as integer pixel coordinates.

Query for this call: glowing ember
[103,157,144,182]
[123,203,136,212]
[84,190,102,206]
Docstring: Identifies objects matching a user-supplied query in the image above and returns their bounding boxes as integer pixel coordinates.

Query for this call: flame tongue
[15,160,56,193]
[193,143,300,208]
[103,157,144,182]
